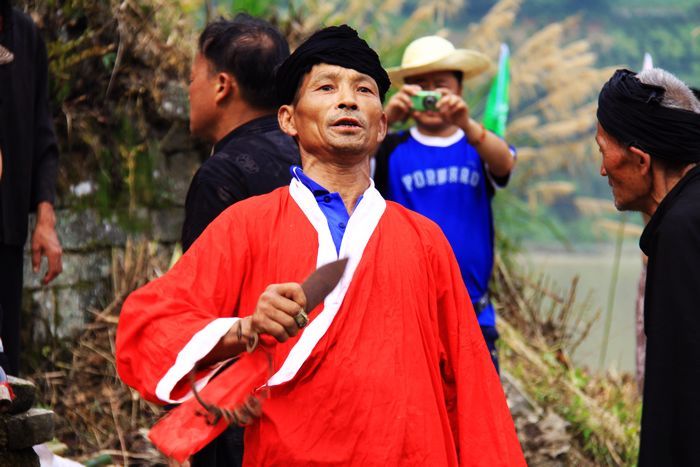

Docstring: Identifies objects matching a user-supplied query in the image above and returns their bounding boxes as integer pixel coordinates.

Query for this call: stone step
[5,376,36,415]
[0,447,40,467]
[0,408,54,451]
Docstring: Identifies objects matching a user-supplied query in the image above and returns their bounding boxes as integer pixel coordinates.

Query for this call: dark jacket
[638,164,700,466]
[181,114,300,252]
[0,7,59,245]
[181,115,298,466]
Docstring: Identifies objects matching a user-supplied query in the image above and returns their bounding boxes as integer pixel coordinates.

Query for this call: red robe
[116,179,524,466]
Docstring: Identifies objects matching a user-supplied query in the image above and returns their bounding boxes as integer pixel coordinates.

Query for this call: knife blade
[301,258,348,314]
[246,258,348,350]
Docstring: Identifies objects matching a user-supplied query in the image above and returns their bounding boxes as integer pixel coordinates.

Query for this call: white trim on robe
[155,317,239,403]
[154,173,386,399]
[266,174,386,387]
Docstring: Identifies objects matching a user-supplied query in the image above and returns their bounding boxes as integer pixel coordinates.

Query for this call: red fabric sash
[149,346,272,463]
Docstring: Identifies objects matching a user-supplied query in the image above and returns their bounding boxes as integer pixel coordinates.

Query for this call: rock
[0,447,40,466]
[24,280,110,342]
[23,250,112,289]
[0,408,54,450]
[27,210,127,252]
[537,411,572,459]
[54,281,110,338]
[5,377,36,415]
[502,371,572,466]
[503,370,542,422]
[159,122,194,155]
[158,81,189,121]
[25,288,56,344]
[152,207,184,243]
[162,151,201,206]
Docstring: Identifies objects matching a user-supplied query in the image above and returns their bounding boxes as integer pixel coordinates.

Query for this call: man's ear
[629,145,652,175]
[278,104,298,137]
[376,111,388,144]
[214,72,236,105]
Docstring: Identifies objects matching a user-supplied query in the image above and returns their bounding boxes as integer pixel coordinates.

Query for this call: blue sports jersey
[376,127,509,326]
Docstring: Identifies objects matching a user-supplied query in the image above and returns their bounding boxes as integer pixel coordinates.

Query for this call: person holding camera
[374,36,516,372]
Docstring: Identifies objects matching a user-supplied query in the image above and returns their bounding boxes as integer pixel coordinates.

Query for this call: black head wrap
[597,69,700,163]
[276,25,390,105]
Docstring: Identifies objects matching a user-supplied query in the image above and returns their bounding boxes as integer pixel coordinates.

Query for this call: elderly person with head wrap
[596,68,700,466]
[116,25,524,466]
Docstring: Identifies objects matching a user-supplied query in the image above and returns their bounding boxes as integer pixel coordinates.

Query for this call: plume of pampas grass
[593,219,644,238]
[252,0,617,232]
[575,197,620,216]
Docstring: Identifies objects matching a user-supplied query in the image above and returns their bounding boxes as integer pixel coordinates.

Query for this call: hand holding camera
[410,90,442,112]
[385,84,470,128]
[384,84,422,124]
[385,85,445,124]
[435,91,471,131]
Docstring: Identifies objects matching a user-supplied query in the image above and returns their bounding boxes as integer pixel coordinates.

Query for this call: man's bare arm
[437,92,514,177]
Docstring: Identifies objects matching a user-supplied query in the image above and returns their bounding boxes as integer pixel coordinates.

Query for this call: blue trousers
[480,325,500,374]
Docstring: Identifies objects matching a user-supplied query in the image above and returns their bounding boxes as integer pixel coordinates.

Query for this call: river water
[519,241,643,373]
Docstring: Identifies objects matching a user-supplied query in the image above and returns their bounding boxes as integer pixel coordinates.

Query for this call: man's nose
[338,101,358,110]
[600,162,607,177]
[337,88,358,110]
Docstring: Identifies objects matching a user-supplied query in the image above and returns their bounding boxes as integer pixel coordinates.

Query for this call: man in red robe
[116,25,524,466]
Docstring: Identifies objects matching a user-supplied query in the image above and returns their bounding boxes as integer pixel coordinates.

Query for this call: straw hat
[387,36,491,86]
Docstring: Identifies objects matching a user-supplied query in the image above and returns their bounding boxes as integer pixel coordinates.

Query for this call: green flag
[482,43,510,138]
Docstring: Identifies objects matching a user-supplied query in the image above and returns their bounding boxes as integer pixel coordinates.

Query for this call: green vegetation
[23,0,197,232]
[494,259,642,465]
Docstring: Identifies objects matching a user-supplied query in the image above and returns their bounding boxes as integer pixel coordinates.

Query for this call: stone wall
[19,116,203,358]
[21,206,185,354]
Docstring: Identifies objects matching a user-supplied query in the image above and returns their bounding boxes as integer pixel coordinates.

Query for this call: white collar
[264,178,386,387]
[410,126,465,147]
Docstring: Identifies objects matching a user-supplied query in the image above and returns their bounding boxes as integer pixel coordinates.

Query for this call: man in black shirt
[181,15,299,252]
[180,15,299,466]
[0,0,63,376]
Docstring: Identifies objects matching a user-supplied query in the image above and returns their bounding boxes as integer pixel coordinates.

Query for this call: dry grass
[574,197,621,217]
[31,239,172,465]
[593,219,644,238]
[493,256,641,465]
[527,181,576,210]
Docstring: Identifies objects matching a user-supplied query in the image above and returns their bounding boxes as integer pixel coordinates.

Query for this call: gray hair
[637,68,700,113]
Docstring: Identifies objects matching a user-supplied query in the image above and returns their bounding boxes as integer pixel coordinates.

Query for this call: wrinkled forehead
[297,63,379,93]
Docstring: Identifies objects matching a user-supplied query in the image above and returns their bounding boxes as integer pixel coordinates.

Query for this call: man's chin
[189,124,207,142]
[326,140,373,158]
[325,133,366,149]
[613,197,637,213]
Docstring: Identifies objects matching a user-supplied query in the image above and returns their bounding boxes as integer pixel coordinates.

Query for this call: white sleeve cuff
[155,317,239,404]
